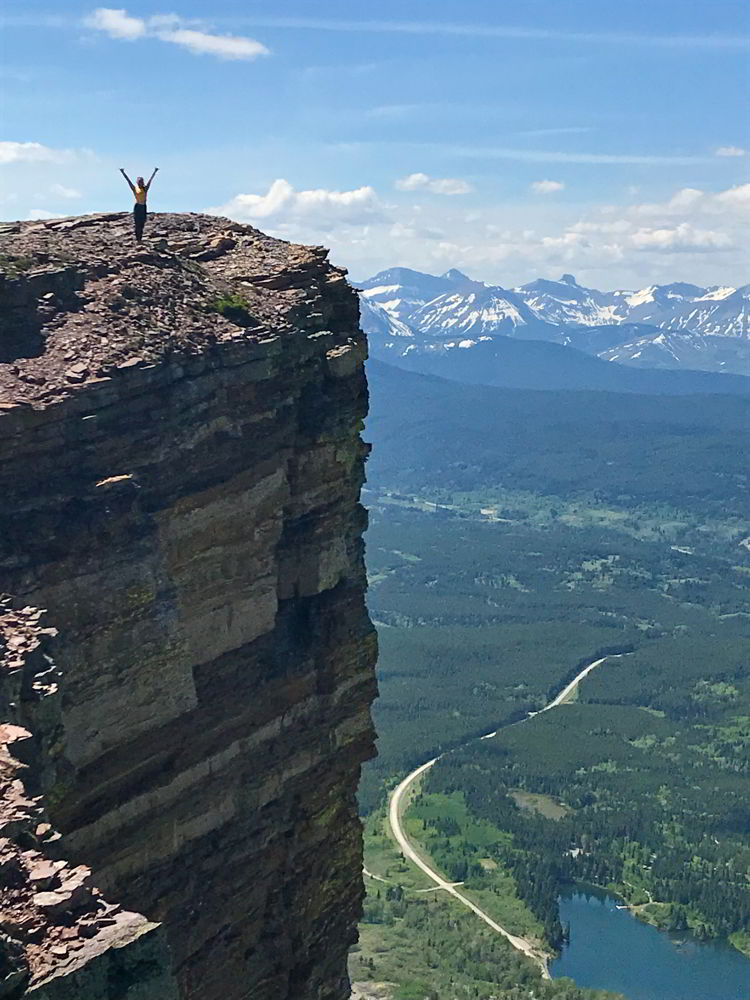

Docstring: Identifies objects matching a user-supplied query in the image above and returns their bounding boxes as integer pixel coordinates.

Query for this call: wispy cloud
[396,173,473,195]
[228,16,750,51]
[365,101,523,122]
[336,141,713,166]
[51,183,82,199]
[160,26,268,59]
[448,145,714,166]
[4,11,747,48]
[519,126,593,137]
[715,145,747,158]
[84,8,270,60]
[531,179,565,194]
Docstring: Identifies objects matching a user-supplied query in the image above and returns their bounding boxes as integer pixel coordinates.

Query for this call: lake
[549,890,750,1000]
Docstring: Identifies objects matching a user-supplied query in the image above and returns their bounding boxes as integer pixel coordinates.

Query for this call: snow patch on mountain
[359,297,416,340]
[358,264,750,377]
[696,287,737,302]
[626,286,657,308]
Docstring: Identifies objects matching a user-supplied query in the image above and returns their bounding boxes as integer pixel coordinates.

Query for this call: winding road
[385,654,615,978]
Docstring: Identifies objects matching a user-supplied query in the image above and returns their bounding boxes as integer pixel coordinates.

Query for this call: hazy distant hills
[366,359,750,514]
[366,331,750,396]
[358,267,750,379]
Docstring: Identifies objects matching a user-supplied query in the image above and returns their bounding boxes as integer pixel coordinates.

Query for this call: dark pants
[133,203,147,241]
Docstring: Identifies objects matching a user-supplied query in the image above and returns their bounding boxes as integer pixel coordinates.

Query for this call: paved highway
[385,654,615,977]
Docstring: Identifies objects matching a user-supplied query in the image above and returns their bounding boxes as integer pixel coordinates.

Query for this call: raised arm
[120,168,136,194]
[145,167,159,191]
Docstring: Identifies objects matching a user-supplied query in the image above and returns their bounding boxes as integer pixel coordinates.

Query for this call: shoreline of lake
[549,889,750,1000]
[563,879,750,959]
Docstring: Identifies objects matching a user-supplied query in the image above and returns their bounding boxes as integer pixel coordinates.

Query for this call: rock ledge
[0,214,377,999]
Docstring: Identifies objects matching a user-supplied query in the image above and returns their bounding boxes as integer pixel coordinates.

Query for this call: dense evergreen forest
[367,359,750,518]
[354,365,750,998]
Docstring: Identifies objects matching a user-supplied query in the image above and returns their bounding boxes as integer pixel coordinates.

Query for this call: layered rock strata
[0,600,178,999]
[0,213,378,999]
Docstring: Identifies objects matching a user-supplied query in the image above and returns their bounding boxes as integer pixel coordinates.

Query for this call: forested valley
[352,362,750,1000]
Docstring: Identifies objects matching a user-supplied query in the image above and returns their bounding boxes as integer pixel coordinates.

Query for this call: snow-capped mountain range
[358,267,750,376]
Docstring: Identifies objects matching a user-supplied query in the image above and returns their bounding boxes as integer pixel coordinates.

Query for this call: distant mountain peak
[442,268,472,284]
[362,266,438,285]
[358,264,750,374]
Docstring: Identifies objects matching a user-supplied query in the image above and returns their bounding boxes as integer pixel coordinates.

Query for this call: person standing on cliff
[119,167,158,243]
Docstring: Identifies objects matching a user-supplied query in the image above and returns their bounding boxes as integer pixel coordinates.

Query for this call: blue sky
[2,0,749,287]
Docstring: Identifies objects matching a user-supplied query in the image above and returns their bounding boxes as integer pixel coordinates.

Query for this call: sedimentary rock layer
[0,600,179,1000]
[0,213,378,999]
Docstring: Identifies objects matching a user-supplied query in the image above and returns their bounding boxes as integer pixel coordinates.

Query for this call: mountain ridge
[358,266,750,377]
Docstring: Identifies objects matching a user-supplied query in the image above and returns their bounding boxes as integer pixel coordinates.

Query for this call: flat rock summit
[0,211,355,404]
[0,213,378,999]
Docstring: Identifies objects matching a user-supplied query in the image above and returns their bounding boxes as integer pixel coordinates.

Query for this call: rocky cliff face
[0,212,378,999]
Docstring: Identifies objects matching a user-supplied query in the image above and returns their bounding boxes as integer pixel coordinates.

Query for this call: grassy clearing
[404,791,546,944]
[407,791,512,851]
[362,808,434,892]
[509,790,571,821]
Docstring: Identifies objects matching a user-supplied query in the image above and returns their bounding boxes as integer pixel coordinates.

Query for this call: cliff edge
[0,212,378,999]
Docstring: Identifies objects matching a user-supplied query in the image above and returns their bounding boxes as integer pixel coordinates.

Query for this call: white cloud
[539,182,746,264]
[629,223,732,251]
[214,178,383,227]
[715,146,747,157]
[395,172,430,190]
[0,141,73,165]
[84,7,145,40]
[156,27,268,59]
[541,231,584,248]
[715,183,750,207]
[395,172,473,195]
[628,183,750,219]
[400,178,744,279]
[531,179,565,194]
[429,178,473,195]
[665,187,704,209]
[85,8,270,60]
[207,175,747,289]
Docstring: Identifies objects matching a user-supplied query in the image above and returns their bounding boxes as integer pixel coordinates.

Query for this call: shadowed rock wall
[0,213,377,999]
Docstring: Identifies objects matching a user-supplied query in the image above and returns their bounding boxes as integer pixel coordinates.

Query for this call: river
[549,889,750,1000]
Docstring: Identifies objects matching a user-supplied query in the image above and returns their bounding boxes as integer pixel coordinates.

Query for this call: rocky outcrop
[0,213,378,999]
[0,600,178,1000]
